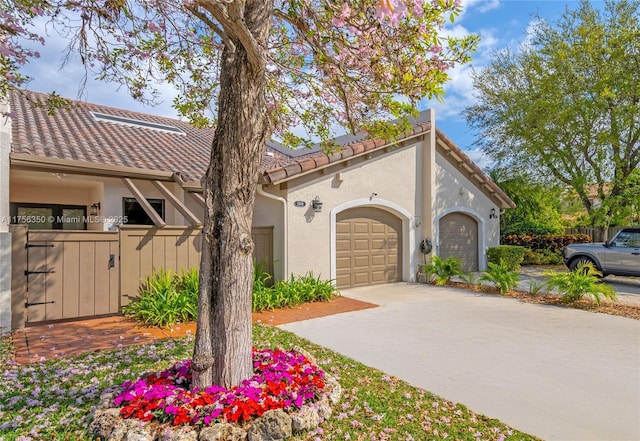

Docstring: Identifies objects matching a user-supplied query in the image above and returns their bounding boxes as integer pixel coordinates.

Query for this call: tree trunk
[191,1,272,390]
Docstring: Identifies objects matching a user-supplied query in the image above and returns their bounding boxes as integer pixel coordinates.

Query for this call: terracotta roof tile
[9,91,513,208]
[10,90,213,182]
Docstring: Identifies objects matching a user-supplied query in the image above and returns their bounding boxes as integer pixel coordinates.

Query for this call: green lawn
[0,326,539,440]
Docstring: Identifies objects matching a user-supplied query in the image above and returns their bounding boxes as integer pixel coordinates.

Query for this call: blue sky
[19,0,593,169]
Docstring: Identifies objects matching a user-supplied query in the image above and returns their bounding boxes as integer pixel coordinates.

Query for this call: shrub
[487,245,525,270]
[503,234,591,252]
[422,255,463,286]
[480,260,520,295]
[253,270,337,312]
[123,268,198,328]
[521,248,563,265]
[544,262,617,305]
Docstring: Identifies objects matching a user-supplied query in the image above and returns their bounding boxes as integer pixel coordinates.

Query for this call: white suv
[562,227,640,277]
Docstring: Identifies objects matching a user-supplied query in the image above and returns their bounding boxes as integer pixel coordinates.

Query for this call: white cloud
[460,0,502,16]
[19,16,181,118]
[464,148,494,171]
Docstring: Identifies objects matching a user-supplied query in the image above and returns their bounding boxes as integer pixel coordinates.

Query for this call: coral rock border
[89,348,342,441]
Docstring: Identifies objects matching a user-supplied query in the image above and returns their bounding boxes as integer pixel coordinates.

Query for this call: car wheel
[568,257,599,274]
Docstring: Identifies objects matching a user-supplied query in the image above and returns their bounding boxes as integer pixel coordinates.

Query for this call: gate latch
[25,300,55,308]
[108,254,115,269]
[24,270,55,276]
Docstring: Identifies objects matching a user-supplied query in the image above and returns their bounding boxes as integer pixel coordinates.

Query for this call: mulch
[10,296,378,365]
[447,281,640,320]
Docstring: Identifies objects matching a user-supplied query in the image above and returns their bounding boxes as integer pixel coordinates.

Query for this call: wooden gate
[10,225,120,328]
[10,225,274,329]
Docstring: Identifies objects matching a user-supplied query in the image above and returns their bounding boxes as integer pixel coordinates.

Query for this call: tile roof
[8,90,513,208]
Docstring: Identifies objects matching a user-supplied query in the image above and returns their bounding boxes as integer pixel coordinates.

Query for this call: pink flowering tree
[2,0,477,389]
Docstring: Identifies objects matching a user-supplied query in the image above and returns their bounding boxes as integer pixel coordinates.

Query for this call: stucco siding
[285,142,423,281]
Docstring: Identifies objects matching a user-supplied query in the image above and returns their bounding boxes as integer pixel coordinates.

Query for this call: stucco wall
[435,152,500,269]
[10,172,192,230]
[284,141,424,282]
[0,101,11,332]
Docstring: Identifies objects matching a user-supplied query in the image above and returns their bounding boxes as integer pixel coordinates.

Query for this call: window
[123,197,165,225]
[612,231,640,248]
[9,203,87,230]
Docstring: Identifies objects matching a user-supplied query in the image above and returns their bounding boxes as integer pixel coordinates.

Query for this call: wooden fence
[11,225,274,328]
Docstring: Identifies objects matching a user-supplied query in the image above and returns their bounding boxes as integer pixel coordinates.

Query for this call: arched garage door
[336,207,402,288]
[439,212,478,272]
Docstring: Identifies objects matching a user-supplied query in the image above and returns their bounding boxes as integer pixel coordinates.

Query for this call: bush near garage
[487,245,525,270]
[502,233,592,252]
[521,248,564,265]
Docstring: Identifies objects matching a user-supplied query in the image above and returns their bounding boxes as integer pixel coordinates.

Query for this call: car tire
[568,257,599,274]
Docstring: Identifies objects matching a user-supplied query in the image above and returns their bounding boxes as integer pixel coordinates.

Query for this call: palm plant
[422,255,463,286]
[544,262,617,305]
[480,260,520,295]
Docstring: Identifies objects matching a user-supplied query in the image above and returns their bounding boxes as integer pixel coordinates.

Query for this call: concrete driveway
[280,284,640,441]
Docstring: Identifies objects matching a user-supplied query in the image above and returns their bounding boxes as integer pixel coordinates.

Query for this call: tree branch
[196,0,264,72]
[186,3,235,52]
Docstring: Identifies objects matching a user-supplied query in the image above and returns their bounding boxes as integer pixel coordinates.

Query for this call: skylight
[91,112,185,135]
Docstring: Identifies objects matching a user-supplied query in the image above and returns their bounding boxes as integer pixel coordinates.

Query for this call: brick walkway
[11,296,377,365]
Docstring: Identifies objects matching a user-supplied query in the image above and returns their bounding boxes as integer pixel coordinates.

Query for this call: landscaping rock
[199,423,247,441]
[89,408,122,439]
[247,409,292,441]
[122,424,155,441]
[109,419,143,441]
[315,397,332,421]
[290,406,320,432]
[160,427,198,441]
[324,374,342,405]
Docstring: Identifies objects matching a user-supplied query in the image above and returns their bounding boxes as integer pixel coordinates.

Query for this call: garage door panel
[336,256,351,270]
[354,273,369,285]
[371,223,386,234]
[353,222,369,234]
[354,255,369,268]
[336,207,402,288]
[336,223,350,234]
[336,239,351,252]
[335,274,351,287]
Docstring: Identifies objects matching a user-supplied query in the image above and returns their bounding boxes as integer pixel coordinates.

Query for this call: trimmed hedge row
[487,245,525,271]
[502,234,592,252]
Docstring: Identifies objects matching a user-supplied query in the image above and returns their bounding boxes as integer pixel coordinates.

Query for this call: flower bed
[113,348,327,426]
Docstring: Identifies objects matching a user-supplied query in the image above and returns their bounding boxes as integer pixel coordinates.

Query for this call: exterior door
[439,212,479,272]
[336,207,402,288]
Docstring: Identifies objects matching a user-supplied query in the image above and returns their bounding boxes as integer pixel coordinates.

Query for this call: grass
[0,327,539,441]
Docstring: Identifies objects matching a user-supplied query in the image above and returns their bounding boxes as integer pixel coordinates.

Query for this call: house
[0,90,514,332]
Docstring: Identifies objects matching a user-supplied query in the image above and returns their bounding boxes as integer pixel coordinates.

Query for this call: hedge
[502,234,592,252]
[487,245,525,271]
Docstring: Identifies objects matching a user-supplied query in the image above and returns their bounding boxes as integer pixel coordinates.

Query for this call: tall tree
[488,168,564,236]
[464,0,640,233]
[2,0,477,389]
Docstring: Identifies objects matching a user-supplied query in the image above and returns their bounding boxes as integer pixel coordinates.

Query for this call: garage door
[336,207,402,288]
[439,212,478,272]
